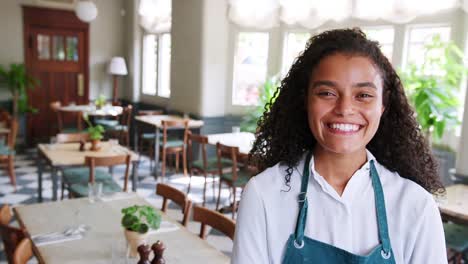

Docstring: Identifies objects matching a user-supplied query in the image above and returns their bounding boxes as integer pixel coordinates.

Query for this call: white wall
[0,0,126,101]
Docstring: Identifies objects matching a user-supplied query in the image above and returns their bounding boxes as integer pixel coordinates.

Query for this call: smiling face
[307,53,385,156]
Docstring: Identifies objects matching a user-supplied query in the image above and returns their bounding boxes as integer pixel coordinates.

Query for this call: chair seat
[192,158,233,172]
[164,140,184,148]
[62,127,81,133]
[141,133,158,140]
[94,119,119,128]
[444,222,468,253]
[0,145,15,155]
[220,169,251,187]
[62,168,112,184]
[108,125,128,132]
[68,179,122,197]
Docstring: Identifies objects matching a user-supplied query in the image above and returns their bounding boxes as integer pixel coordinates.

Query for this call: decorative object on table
[94,94,107,109]
[240,75,280,133]
[121,205,161,258]
[82,113,104,151]
[0,63,39,118]
[79,139,86,151]
[151,240,166,264]
[74,0,98,23]
[137,244,151,264]
[400,35,468,142]
[108,57,128,104]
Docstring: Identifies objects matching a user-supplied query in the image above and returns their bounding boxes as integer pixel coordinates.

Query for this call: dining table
[438,184,468,225]
[59,104,123,117]
[13,193,230,264]
[134,115,204,176]
[36,141,139,202]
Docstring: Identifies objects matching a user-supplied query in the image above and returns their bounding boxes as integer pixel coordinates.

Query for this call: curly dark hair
[249,28,444,194]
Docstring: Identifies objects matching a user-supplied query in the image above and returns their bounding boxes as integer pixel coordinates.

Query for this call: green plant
[121,205,161,234]
[94,94,107,108]
[0,63,38,117]
[400,35,468,140]
[82,113,105,140]
[240,75,280,133]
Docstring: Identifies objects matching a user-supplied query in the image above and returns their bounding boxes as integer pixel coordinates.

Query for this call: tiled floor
[0,150,234,263]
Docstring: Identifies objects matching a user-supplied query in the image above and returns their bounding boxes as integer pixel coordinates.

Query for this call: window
[404,25,451,67]
[142,33,172,97]
[362,27,395,62]
[232,32,269,106]
[282,32,311,76]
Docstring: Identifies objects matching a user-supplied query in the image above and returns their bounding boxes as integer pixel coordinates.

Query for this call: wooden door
[23,6,89,144]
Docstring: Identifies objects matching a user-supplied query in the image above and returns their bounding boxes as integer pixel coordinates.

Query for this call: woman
[232,28,447,264]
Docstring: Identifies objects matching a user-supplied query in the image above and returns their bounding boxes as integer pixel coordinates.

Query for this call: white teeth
[330,123,359,132]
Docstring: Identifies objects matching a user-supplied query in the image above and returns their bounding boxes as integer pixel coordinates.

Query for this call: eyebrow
[310,80,377,89]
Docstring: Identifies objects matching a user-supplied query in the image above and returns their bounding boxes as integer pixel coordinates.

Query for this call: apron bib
[282,152,396,264]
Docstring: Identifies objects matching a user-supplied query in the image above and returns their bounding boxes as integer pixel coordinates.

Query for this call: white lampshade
[75,1,98,23]
[108,57,128,75]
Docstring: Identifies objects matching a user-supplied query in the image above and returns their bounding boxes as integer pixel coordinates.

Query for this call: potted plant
[82,113,105,151]
[121,205,161,257]
[94,94,107,109]
[240,75,280,133]
[400,35,468,142]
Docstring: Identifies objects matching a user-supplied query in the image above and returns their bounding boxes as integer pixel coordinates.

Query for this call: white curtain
[139,0,172,34]
[228,0,467,29]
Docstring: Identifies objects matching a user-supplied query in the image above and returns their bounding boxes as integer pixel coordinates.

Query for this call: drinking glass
[88,182,103,203]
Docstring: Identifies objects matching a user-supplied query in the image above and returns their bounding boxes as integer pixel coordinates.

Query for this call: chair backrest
[138,110,163,116]
[120,105,133,127]
[13,238,33,264]
[56,133,90,143]
[85,154,131,190]
[0,205,26,264]
[155,183,192,226]
[192,205,236,240]
[50,101,63,132]
[161,120,189,147]
[187,132,209,170]
[216,142,240,182]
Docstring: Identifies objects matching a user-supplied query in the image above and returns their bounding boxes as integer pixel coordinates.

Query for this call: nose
[334,96,355,116]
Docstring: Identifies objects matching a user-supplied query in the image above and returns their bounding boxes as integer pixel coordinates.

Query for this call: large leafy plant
[400,35,468,140]
[82,113,105,140]
[0,63,38,117]
[240,76,280,133]
[121,205,161,234]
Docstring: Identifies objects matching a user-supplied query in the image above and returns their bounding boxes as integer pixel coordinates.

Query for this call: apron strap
[369,160,392,254]
[294,152,312,245]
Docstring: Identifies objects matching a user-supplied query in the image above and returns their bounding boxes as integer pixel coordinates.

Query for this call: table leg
[131,160,139,192]
[37,156,43,203]
[51,167,58,201]
[153,127,160,178]
[134,121,139,152]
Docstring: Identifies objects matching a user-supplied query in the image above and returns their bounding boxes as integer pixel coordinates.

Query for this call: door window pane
[282,32,311,76]
[142,34,157,95]
[37,34,50,60]
[53,35,65,61]
[363,27,395,62]
[232,32,269,106]
[158,33,171,98]
[66,36,78,61]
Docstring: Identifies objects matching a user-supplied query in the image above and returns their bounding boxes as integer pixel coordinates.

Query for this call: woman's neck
[313,146,367,196]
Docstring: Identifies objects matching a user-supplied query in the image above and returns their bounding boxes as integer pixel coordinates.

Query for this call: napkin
[32,232,84,247]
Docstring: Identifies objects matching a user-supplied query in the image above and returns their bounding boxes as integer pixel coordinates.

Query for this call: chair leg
[216,180,222,211]
[187,169,193,195]
[212,174,216,202]
[175,153,179,173]
[7,156,16,191]
[182,148,187,177]
[61,181,65,200]
[232,186,237,219]
[202,171,208,207]
[161,148,166,180]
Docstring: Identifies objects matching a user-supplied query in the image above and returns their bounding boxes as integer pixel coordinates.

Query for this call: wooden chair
[160,120,189,179]
[65,154,131,198]
[105,104,133,147]
[137,110,163,170]
[0,116,18,190]
[156,183,192,226]
[444,222,468,263]
[13,238,33,264]
[186,132,232,206]
[192,205,236,240]
[0,205,26,264]
[215,143,252,219]
[56,132,90,143]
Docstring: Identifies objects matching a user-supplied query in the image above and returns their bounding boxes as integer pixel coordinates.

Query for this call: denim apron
[282,153,396,263]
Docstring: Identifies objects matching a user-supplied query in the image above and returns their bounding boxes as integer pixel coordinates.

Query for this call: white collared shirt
[232,151,447,264]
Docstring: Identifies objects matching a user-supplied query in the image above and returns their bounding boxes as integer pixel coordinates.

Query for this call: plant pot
[124,229,148,258]
[90,139,101,151]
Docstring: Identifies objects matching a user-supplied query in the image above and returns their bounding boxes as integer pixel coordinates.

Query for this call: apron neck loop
[369,160,392,253]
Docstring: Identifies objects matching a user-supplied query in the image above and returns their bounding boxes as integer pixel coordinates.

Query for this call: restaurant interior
[0,0,468,263]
